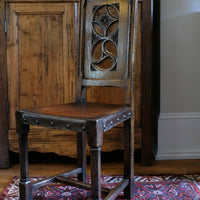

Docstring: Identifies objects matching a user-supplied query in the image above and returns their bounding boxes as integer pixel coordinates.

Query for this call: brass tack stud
[35,120,39,125]
[103,124,106,129]
[117,118,120,122]
[123,115,126,119]
[128,112,132,116]
[50,121,54,126]
[67,124,70,129]
[110,121,113,125]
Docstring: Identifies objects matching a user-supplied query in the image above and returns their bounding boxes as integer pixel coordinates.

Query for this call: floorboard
[1,152,200,193]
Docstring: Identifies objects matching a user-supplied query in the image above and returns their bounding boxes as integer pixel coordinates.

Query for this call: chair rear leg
[77,131,87,182]
[124,119,134,199]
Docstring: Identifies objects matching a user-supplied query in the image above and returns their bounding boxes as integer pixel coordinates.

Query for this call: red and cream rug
[1,175,200,199]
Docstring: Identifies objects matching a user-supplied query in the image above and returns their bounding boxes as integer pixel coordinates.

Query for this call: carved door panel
[6,2,78,155]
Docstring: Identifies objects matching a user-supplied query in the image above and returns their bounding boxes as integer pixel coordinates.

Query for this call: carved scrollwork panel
[84,0,130,81]
[91,4,119,72]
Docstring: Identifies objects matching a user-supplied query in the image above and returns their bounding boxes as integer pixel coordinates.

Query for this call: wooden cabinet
[0,0,154,168]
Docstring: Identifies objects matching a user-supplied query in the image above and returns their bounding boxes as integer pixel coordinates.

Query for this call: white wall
[157,0,200,160]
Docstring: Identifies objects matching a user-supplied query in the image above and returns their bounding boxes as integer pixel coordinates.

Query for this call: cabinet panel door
[7,2,77,130]
[6,2,79,156]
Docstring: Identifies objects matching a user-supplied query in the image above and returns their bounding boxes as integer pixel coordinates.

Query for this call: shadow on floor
[9,149,141,166]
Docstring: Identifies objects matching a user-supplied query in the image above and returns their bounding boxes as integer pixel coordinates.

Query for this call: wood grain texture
[26,103,129,119]
[6,2,79,155]
[6,3,77,129]
[2,0,154,167]
[0,0,9,168]
[8,127,141,157]
[135,2,142,128]
[6,0,143,157]
[18,14,64,108]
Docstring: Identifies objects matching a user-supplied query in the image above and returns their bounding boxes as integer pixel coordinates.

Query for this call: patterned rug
[1,175,200,199]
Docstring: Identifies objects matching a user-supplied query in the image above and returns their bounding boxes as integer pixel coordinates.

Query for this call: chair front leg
[18,126,32,200]
[16,112,32,200]
[123,118,134,199]
[86,119,103,200]
[90,146,101,200]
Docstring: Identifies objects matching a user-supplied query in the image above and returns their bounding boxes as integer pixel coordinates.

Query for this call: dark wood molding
[141,0,153,166]
[152,0,160,158]
[0,0,9,168]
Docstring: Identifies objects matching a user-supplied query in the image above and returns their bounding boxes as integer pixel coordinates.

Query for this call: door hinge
[141,19,144,32]
[7,101,9,113]
[4,19,7,33]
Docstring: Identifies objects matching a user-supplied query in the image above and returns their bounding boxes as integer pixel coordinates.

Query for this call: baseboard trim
[159,112,200,120]
[157,112,200,160]
[156,152,200,160]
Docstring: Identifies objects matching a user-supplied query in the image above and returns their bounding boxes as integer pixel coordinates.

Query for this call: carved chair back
[76,0,137,106]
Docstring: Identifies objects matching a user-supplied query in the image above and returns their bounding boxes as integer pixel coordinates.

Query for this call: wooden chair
[15,0,138,199]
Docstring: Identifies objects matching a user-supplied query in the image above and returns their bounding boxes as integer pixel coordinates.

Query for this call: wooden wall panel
[7,2,77,125]
[7,2,78,155]
[9,128,129,157]
[18,14,64,109]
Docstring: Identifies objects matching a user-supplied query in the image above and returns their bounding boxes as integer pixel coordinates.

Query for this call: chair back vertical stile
[15,0,138,199]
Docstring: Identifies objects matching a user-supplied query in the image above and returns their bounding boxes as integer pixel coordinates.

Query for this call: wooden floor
[1,152,200,194]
